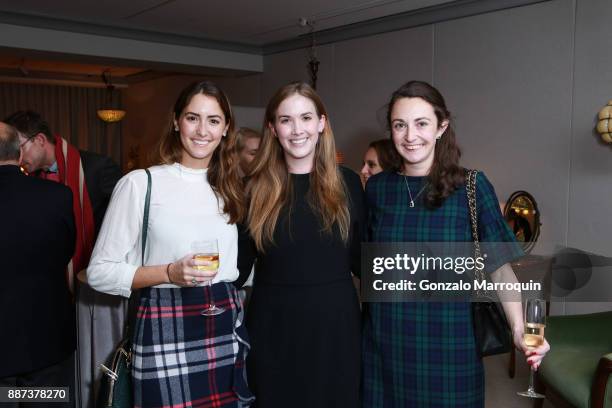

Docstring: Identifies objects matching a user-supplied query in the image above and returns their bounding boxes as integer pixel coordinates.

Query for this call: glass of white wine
[517,298,546,398]
[191,240,224,316]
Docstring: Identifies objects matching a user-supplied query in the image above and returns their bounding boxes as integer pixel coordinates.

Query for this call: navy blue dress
[362,171,522,408]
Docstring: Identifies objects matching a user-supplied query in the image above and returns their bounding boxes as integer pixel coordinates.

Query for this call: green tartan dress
[362,171,522,408]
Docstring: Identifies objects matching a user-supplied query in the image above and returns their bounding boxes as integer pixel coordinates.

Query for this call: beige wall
[262,0,612,315]
[118,0,611,314]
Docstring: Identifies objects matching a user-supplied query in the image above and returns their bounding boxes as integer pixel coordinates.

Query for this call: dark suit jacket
[32,150,121,237]
[79,150,122,237]
[0,165,76,378]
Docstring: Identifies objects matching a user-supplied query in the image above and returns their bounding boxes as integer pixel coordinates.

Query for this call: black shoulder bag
[98,168,151,407]
[466,169,512,357]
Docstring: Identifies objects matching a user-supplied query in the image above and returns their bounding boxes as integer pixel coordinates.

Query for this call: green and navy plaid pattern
[362,171,522,408]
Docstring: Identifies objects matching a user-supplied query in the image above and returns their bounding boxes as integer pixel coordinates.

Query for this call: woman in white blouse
[88,81,254,408]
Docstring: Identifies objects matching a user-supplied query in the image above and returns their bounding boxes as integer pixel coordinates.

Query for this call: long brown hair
[156,80,246,223]
[247,82,349,252]
[386,80,464,208]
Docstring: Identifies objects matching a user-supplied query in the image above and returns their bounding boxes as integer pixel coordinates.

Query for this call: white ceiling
[0,0,456,46]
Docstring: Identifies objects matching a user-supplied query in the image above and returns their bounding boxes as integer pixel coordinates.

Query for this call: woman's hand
[512,326,550,370]
[167,253,218,286]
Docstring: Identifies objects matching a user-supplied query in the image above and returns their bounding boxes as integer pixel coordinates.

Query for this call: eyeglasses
[19,137,35,150]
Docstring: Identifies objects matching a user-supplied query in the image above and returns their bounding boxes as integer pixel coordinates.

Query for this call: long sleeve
[235,223,256,288]
[60,187,77,270]
[99,155,122,198]
[80,150,123,237]
[343,167,365,278]
[87,170,146,297]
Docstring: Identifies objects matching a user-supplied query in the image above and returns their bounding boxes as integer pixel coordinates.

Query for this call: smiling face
[390,97,448,176]
[174,93,229,169]
[271,93,325,173]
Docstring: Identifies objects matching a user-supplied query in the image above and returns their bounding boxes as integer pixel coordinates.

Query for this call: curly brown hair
[386,81,464,208]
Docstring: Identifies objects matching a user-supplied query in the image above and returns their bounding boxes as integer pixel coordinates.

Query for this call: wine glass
[191,240,224,316]
[517,298,546,398]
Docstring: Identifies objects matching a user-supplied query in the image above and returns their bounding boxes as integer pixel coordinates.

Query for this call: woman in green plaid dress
[362,81,550,407]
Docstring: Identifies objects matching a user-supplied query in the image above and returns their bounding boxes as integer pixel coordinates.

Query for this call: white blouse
[87,163,239,298]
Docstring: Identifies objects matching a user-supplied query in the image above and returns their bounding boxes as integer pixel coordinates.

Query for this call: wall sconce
[596,100,612,143]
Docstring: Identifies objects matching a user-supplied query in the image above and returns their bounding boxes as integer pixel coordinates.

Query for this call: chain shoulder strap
[465,169,488,298]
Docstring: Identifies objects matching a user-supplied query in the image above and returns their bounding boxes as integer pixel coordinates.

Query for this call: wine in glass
[517,298,546,398]
[191,240,224,316]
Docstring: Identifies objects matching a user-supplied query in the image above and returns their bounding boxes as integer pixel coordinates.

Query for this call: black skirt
[245,278,361,408]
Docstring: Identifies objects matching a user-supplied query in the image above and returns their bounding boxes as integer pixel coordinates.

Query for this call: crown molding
[0,0,553,63]
[0,67,130,88]
[0,11,262,55]
[263,0,552,55]
[0,22,263,73]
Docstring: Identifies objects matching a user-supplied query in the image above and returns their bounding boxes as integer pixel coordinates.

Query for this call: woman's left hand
[512,327,551,370]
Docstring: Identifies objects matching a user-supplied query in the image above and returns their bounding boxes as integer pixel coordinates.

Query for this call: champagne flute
[517,298,546,398]
[191,240,224,316]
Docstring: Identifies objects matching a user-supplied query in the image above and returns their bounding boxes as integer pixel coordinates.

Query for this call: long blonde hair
[247,82,350,252]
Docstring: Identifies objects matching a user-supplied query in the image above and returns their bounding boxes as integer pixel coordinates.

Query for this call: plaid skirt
[132,283,254,408]
[362,302,484,408]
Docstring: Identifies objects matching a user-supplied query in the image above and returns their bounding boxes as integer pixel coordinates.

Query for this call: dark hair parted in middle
[387,80,464,208]
[157,80,246,223]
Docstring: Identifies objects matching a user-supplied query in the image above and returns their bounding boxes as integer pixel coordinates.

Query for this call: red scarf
[46,135,95,294]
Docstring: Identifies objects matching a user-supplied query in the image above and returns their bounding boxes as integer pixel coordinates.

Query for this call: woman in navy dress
[362,81,550,407]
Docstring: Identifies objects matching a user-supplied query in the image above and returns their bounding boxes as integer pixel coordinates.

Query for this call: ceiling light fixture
[299,17,319,89]
[97,70,126,123]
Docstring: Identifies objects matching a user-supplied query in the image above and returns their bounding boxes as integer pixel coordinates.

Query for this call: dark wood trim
[509,347,516,378]
[591,355,612,408]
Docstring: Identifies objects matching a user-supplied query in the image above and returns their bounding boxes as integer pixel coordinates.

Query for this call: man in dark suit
[0,121,76,407]
[4,110,124,408]
[4,111,121,240]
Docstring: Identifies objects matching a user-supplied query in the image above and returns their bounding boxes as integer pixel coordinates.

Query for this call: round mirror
[503,191,541,253]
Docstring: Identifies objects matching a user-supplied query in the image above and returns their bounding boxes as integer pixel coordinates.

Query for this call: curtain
[0,82,122,167]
